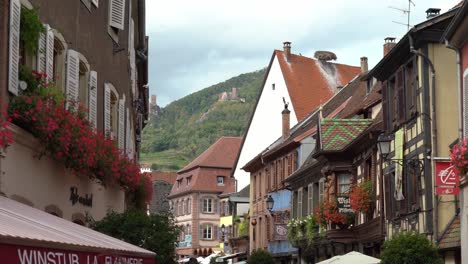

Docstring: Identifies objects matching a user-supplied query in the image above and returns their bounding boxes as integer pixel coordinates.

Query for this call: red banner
[435,161,460,195]
[0,244,155,264]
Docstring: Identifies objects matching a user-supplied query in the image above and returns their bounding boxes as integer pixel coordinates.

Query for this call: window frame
[202,224,213,240]
[217,176,225,186]
[203,198,213,213]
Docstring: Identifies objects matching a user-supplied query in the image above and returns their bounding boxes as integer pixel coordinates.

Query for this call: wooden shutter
[104,84,111,133]
[382,82,389,132]
[214,225,218,240]
[36,30,47,73]
[118,99,125,149]
[126,108,130,155]
[464,72,468,138]
[199,197,203,213]
[109,0,126,30]
[298,188,303,218]
[199,224,203,239]
[307,184,313,215]
[8,0,21,95]
[45,25,54,82]
[266,216,271,241]
[92,0,98,7]
[396,69,405,124]
[66,49,79,107]
[89,71,98,128]
[128,18,134,54]
[213,199,218,214]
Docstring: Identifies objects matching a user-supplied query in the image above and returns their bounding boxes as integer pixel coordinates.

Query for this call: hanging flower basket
[450,138,468,176]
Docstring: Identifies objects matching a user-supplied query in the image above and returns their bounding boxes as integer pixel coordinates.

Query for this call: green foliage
[380,232,443,264]
[20,7,45,54]
[91,210,180,264]
[237,220,248,237]
[287,215,318,247]
[247,249,274,264]
[142,69,265,171]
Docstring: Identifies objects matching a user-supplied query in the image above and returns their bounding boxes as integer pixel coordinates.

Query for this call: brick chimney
[283,41,291,62]
[383,37,396,56]
[282,103,290,141]
[360,57,368,73]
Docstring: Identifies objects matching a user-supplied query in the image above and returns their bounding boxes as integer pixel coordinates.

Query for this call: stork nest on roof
[314,51,337,61]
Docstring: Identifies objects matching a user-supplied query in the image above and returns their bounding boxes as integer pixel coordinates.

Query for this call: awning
[219,252,247,259]
[0,196,156,264]
[316,251,380,264]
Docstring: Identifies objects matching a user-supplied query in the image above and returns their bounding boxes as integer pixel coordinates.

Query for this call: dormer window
[186,176,191,187]
[217,176,225,186]
[177,179,182,189]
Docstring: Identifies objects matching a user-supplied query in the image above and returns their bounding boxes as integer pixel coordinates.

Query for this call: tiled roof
[178,137,242,173]
[261,74,363,160]
[439,215,460,249]
[320,119,374,151]
[339,80,381,119]
[150,172,177,185]
[169,137,241,198]
[275,50,361,121]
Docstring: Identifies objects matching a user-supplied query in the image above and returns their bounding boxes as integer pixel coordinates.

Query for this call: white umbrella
[317,251,380,264]
[201,253,220,264]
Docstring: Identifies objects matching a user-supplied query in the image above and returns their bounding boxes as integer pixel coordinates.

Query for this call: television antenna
[389,0,415,31]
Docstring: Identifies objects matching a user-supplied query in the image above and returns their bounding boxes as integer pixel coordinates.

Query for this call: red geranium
[349,180,373,213]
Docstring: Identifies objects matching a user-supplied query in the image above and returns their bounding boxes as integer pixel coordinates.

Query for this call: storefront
[0,196,156,264]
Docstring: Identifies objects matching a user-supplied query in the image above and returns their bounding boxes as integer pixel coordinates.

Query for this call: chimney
[360,57,368,73]
[282,103,290,141]
[383,37,396,56]
[150,95,157,105]
[426,8,441,19]
[283,41,291,62]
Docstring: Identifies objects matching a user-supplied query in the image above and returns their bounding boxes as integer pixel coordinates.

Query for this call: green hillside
[141,68,266,171]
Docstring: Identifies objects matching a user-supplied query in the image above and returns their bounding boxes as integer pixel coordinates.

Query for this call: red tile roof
[439,215,461,249]
[169,137,241,198]
[275,50,361,121]
[178,137,243,174]
[150,172,178,185]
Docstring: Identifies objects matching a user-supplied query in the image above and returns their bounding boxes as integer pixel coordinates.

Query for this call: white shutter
[8,0,21,95]
[126,108,130,155]
[45,25,54,82]
[298,188,303,218]
[92,0,98,7]
[307,184,313,215]
[66,49,79,108]
[109,0,126,30]
[104,84,111,134]
[463,71,468,138]
[118,99,125,149]
[89,71,98,128]
[36,30,46,73]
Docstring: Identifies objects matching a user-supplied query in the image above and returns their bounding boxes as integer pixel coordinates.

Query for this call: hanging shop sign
[336,196,354,214]
[435,161,459,195]
[273,224,287,241]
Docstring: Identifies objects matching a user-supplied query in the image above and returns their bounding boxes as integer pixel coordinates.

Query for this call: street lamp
[377,133,424,173]
[377,133,392,160]
[266,195,274,212]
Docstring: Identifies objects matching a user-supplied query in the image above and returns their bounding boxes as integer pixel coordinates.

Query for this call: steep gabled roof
[178,137,242,174]
[319,119,374,151]
[275,50,361,121]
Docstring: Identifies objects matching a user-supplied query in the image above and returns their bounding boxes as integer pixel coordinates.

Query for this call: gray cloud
[146,0,458,106]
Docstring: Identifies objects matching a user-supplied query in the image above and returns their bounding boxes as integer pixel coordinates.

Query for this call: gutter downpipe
[445,40,462,213]
[409,31,438,241]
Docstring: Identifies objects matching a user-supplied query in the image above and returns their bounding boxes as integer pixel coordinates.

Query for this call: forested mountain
[141,68,266,171]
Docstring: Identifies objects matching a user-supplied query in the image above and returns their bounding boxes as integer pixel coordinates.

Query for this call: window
[107,0,126,42]
[186,224,191,235]
[217,176,225,186]
[337,173,352,194]
[52,32,66,90]
[178,200,183,216]
[253,175,256,200]
[78,59,89,107]
[177,179,182,189]
[186,198,191,214]
[319,179,324,203]
[104,83,118,138]
[203,198,213,213]
[298,188,303,218]
[182,199,186,215]
[307,184,313,215]
[186,176,191,187]
[110,91,118,138]
[224,201,230,216]
[272,83,275,90]
[202,224,213,240]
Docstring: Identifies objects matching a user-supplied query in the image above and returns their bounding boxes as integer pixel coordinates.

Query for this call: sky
[146,0,459,107]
